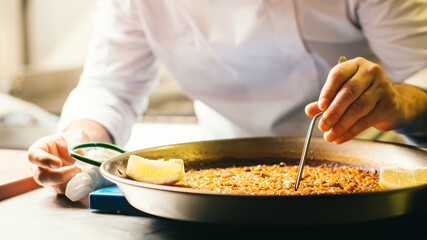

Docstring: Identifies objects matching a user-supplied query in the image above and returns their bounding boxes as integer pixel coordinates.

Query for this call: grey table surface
[1,187,427,240]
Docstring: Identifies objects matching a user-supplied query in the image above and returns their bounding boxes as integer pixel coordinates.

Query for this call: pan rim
[124,136,427,153]
[100,136,427,198]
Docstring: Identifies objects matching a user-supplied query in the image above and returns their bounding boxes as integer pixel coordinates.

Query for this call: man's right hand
[28,119,113,194]
[28,130,91,194]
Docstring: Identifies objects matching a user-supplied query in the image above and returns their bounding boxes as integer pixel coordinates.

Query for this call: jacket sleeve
[58,0,159,146]
[355,0,427,146]
[355,0,427,90]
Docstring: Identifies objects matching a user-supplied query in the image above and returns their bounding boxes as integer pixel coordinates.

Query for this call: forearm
[394,83,427,136]
[63,119,113,144]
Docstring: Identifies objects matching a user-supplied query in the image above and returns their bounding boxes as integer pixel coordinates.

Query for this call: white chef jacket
[59,0,427,146]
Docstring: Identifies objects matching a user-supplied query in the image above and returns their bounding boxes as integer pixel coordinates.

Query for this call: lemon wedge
[379,167,427,190]
[125,155,185,185]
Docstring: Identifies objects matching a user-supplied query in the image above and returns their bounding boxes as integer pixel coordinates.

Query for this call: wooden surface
[0,149,40,199]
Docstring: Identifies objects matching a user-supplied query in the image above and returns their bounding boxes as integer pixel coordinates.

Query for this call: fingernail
[49,163,59,169]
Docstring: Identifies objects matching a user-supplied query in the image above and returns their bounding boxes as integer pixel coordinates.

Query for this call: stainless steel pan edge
[100,137,427,225]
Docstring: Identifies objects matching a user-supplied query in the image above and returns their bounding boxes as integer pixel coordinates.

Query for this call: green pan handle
[69,142,127,167]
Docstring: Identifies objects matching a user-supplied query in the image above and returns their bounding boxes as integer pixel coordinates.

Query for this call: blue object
[89,185,140,213]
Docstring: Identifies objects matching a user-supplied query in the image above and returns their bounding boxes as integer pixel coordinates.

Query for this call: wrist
[64,119,114,143]
[393,83,427,136]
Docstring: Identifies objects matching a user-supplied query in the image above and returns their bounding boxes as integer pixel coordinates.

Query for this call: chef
[28,0,427,194]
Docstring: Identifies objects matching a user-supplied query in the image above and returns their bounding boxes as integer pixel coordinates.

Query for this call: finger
[319,61,378,132]
[45,134,79,166]
[28,137,65,169]
[54,137,78,166]
[29,134,82,168]
[28,147,63,169]
[305,101,323,117]
[332,108,383,144]
[62,129,91,162]
[318,59,359,111]
[323,87,379,142]
[33,165,81,186]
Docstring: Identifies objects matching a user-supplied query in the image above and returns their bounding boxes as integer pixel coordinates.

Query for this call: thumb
[62,129,92,161]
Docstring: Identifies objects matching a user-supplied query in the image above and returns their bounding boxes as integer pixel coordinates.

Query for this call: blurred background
[0,0,195,149]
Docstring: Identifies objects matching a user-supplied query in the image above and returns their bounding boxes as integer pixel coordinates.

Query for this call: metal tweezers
[294,56,347,190]
[294,112,323,190]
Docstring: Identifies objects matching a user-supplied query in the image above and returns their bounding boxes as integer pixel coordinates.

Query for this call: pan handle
[69,142,127,167]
